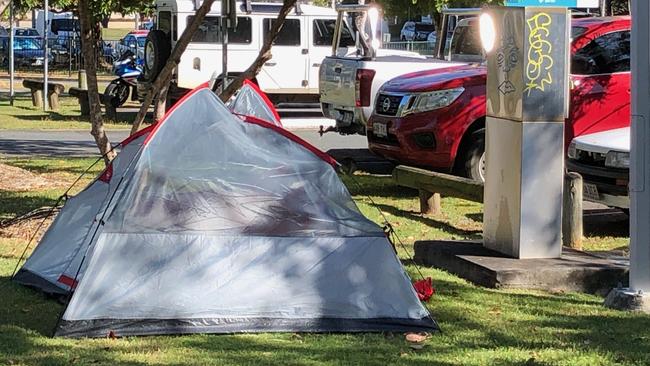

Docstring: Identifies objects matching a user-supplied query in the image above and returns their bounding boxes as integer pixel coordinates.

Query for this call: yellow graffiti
[525,13,554,95]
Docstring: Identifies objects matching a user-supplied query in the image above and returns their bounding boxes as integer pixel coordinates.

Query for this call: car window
[571,30,630,75]
[264,18,300,46]
[158,11,172,36]
[189,16,252,44]
[313,19,354,47]
[415,23,435,33]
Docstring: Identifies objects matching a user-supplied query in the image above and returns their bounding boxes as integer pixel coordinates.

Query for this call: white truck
[319,7,481,135]
[142,0,353,107]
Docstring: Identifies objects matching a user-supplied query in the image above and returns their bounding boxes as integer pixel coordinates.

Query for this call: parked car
[367,16,631,182]
[400,21,416,40]
[400,21,435,41]
[13,27,40,37]
[0,27,40,38]
[0,36,47,66]
[115,30,149,60]
[320,8,481,135]
[567,127,630,209]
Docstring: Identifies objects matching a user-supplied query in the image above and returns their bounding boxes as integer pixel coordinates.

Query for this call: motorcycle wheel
[104,81,130,108]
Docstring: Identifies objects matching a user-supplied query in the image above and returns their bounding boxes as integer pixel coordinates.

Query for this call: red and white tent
[14,85,437,338]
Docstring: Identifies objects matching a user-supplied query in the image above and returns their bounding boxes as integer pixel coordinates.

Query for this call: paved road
[0,126,369,157]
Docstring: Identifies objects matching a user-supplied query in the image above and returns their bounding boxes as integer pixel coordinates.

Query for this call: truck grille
[375,94,403,116]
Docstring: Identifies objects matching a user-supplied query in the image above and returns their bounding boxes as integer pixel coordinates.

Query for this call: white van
[144,0,353,107]
[35,11,79,40]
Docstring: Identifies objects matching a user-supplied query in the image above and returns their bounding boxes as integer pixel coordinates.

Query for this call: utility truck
[318,7,481,135]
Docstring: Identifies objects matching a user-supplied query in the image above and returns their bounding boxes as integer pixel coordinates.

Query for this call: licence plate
[583,183,600,201]
[374,122,387,137]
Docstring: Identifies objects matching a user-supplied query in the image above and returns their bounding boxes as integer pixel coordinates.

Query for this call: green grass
[0,158,646,366]
[0,96,142,130]
[102,28,131,40]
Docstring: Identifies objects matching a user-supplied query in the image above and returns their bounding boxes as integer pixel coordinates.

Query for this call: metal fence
[382,41,436,56]
[0,36,124,76]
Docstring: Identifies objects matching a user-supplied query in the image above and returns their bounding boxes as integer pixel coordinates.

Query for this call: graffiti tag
[525,13,554,95]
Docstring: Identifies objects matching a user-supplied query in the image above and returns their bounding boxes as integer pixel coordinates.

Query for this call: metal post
[9,0,15,106]
[630,0,650,296]
[603,0,650,312]
[221,15,228,92]
[43,2,49,111]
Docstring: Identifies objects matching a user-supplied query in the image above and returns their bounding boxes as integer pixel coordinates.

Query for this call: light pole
[9,0,14,106]
[43,0,49,111]
[604,0,650,313]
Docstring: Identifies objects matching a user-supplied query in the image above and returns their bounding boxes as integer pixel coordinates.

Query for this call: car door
[568,30,631,145]
[257,17,307,93]
[308,17,355,93]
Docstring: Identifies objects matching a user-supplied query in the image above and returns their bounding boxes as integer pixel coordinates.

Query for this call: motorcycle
[104,51,142,108]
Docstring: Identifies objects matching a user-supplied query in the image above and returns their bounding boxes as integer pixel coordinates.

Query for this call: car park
[367,16,631,182]
[400,21,435,41]
[0,36,46,66]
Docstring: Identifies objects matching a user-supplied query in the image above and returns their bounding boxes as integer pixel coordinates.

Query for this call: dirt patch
[0,163,66,191]
[0,216,54,242]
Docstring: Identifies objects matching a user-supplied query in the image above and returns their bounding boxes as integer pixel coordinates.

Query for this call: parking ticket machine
[480,6,570,258]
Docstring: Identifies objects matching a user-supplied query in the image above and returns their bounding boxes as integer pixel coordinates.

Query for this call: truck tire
[143,30,171,82]
[462,129,486,183]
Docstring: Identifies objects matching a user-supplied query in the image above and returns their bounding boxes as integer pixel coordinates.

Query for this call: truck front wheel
[461,129,486,182]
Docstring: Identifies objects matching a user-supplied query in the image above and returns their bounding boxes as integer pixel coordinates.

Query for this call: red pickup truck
[367,16,631,181]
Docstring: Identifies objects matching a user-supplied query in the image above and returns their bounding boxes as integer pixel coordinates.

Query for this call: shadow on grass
[0,191,59,219]
[430,275,650,362]
[341,174,418,199]
[377,203,481,239]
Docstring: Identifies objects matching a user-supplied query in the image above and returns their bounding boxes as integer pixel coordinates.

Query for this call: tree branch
[130,0,216,135]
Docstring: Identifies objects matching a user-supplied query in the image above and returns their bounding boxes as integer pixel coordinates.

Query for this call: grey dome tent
[14,85,438,338]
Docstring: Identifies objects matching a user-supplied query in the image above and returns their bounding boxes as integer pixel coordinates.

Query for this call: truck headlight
[567,141,577,159]
[403,87,464,116]
[605,151,630,168]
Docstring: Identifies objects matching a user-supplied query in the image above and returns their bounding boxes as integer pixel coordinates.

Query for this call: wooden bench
[68,87,90,116]
[392,165,583,249]
[68,87,118,120]
[22,79,65,110]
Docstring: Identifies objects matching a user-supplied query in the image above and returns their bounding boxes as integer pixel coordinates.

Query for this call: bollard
[32,89,43,108]
[562,171,584,250]
[78,69,88,90]
[419,190,442,216]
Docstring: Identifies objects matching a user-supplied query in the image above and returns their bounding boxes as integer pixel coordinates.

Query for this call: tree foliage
[12,0,153,21]
[377,0,502,21]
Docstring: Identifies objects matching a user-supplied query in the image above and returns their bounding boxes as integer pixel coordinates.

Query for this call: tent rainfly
[13,84,438,338]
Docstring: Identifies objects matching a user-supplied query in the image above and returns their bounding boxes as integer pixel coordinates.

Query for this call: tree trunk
[78,0,116,163]
[130,0,216,135]
[153,83,169,121]
[219,0,297,102]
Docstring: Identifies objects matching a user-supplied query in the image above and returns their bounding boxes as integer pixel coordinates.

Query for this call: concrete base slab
[604,288,650,313]
[414,240,628,294]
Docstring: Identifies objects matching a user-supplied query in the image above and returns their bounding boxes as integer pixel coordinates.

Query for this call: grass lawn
[0,157,646,366]
[102,28,131,40]
[0,95,146,130]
